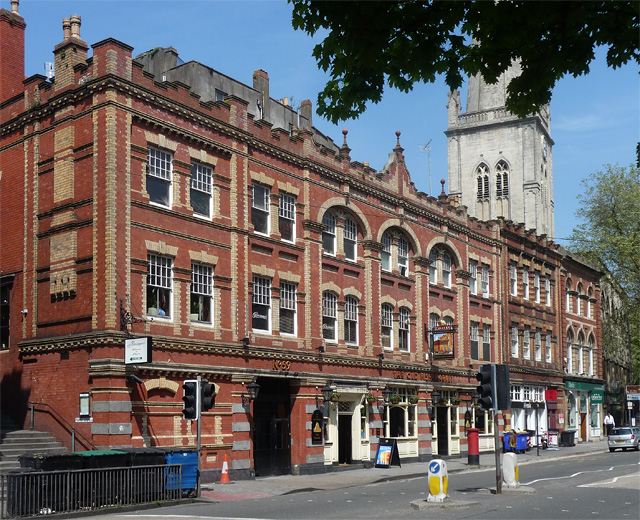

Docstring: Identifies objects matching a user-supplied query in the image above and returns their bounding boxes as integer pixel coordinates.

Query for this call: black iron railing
[28,402,96,452]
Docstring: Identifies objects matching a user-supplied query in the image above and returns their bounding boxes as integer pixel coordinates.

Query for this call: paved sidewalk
[200,439,608,501]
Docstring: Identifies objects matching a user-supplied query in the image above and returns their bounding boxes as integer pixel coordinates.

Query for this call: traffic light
[182,380,200,420]
[201,381,216,412]
[476,364,496,410]
[495,364,511,410]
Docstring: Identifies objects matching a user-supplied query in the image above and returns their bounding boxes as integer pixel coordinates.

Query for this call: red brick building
[0,3,604,480]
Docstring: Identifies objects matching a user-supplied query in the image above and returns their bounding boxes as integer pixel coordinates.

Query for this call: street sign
[124,336,152,364]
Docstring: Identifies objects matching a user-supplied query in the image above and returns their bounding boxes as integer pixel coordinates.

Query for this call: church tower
[445,63,554,237]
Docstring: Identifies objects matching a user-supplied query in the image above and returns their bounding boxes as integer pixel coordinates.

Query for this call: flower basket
[365,393,377,404]
[450,398,461,406]
[330,392,340,402]
[390,394,402,405]
[408,395,419,404]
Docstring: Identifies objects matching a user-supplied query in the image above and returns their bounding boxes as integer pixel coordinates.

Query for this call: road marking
[522,461,640,486]
[577,472,640,488]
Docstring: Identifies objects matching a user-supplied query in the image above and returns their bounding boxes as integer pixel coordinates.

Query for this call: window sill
[149,201,172,211]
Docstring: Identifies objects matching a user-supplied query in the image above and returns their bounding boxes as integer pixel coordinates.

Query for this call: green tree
[290,0,639,124]
[570,164,640,384]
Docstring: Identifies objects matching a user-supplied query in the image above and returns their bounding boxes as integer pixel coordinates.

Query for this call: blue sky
[7,0,638,244]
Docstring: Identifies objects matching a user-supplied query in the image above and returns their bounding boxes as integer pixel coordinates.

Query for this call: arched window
[381,232,392,272]
[344,296,358,345]
[429,314,439,333]
[577,283,583,315]
[322,212,336,255]
[565,281,572,313]
[398,237,409,276]
[429,248,455,288]
[588,336,594,376]
[429,250,438,284]
[496,161,509,198]
[399,307,410,352]
[578,333,585,373]
[343,217,358,261]
[587,287,593,318]
[381,304,394,350]
[322,291,337,341]
[566,330,573,373]
[476,163,490,201]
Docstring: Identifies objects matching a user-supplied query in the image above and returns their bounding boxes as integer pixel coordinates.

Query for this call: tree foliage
[290,0,639,124]
[570,164,640,384]
[570,164,640,304]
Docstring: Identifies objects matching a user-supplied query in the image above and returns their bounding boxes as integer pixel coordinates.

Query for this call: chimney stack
[53,13,88,90]
[253,69,270,121]
[0,0,26,101]
[300,99,312,128]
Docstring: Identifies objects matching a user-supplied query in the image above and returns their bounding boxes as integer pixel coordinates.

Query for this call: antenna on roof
[419,139,433,196]
[44,62,54,79]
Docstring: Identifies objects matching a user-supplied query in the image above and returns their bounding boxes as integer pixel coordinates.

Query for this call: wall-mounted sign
[375,437,401,469]
[545,389,558,401]
[311,409,324,445]
[124,336,152,364]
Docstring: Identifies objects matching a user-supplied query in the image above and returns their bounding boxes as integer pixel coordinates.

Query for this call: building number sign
[273,360,291,371]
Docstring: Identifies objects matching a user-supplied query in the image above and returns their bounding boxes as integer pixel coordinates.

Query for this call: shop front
[565,380,604,442]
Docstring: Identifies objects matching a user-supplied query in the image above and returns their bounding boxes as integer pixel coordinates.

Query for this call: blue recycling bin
[504,431,529,453]
[158,448,197,496]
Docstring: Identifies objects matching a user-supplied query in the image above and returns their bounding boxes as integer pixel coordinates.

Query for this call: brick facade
[0,4,604,480]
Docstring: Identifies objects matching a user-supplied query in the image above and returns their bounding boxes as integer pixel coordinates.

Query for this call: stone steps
[0,429,68,474]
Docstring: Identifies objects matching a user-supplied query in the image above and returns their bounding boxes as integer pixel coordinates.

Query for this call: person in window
[158,293,167,316]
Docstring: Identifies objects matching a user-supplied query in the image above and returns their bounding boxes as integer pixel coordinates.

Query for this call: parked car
[608,427,640,452]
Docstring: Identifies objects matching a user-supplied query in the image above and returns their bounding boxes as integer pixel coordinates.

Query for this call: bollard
[467,428,479,465]
[502,452,519,488]
[427,459,449,502]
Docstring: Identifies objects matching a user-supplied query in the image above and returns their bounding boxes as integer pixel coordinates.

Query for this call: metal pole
[30,402,34,430]
[536,406,540,456]
[72,427,75,453]
[196,375,202,498]
[494,410,502,494]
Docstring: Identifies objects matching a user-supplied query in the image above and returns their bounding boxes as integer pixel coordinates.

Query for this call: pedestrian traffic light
[476,364,496,410]
[182,380,200,420]
[201,381,215,412]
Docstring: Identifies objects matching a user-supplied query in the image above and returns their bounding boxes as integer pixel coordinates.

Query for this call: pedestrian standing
[604,412,615,435]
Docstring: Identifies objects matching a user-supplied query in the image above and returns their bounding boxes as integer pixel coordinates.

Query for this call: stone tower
[445,63,554,237]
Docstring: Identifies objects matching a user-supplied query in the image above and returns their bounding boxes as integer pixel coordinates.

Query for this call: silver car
[608,427,640,452]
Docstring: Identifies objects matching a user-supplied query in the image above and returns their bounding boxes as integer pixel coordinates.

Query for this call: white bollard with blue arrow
[427,459,449,502]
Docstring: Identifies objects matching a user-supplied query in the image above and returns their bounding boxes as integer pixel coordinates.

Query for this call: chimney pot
[11,0,19,14]
[70,14,81,39]
[63,18,71,41]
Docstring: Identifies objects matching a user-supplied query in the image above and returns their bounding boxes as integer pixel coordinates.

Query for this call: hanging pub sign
[426,322,456,358]
[311,409,324,445]
[375,438,401,469]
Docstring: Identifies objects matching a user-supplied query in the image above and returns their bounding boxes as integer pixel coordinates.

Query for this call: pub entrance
[436,406,449,456]
[253,378,291,477]
[338,413,352,464]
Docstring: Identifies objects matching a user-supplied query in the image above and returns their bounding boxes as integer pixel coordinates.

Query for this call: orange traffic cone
[220,454,230,484]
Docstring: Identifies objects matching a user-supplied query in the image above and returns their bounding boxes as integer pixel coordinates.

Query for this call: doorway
[252,378,291,477]
[580,412,587,441]
[436,406,449,456]
[338,414,352,464]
